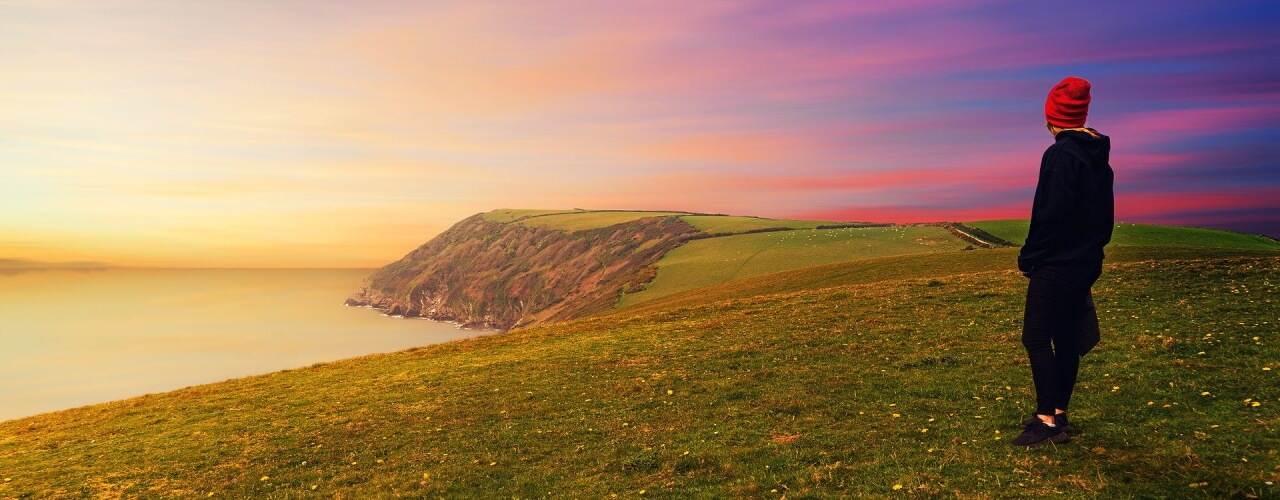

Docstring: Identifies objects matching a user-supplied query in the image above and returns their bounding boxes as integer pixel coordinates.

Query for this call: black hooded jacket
[1017,130,1115,273]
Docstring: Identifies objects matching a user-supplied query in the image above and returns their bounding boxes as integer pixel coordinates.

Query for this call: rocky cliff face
[345,214,700,330]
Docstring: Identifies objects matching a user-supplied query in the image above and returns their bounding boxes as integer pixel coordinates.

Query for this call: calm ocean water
[0,268,490,421]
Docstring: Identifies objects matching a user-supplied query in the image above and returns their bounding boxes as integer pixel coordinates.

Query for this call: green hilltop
[347,209,893,330]
[2,209,1277,498]
[618,225,970,308]
[969,219,1280,251]
[482,208,1280,311]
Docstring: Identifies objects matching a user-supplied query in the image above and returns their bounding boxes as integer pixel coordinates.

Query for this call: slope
[2,254,1276,498]
[969,219,1280,250]
[622,219,1280,309]
[677,215,865,234]
[347,209,947,330]
[619,225,973,308]
[612,245,1280,319]
[514,211,695,231]
[349,210,1279,330]
[346,212,700,330]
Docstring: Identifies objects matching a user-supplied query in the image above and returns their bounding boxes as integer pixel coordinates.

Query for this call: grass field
[965,220,1030,245]
[614,245,1280,319]
[483,208,582,223]
[969,220,1280,251]
[5,211,1278,497]
[489,211,851,235]
[677,215,843,235]
[2,251,1275,498]
[513,211,693,232]
[619,225,972,308]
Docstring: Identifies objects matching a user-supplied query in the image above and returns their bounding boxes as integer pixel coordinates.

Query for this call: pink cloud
[1108,106,1276,144]
[787,186,1280,229]
[793,203,1027,225]
[1116,188,1279,222]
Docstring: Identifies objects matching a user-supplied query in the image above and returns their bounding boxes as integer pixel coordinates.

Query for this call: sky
[2,0,1277,268]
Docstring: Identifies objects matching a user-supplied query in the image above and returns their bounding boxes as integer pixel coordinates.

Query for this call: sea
[0,268,490,422]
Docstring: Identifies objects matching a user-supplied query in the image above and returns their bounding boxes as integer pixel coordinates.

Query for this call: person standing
[1011,76,1115,447]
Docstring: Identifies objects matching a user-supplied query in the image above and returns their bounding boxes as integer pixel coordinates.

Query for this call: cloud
[1,0,1277,265]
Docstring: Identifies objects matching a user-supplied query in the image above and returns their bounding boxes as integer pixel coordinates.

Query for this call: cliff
[345,213,701,330]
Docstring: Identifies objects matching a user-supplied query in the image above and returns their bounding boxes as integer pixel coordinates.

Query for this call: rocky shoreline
[343,295,505,331]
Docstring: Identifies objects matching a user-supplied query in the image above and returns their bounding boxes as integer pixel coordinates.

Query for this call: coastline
[0,268,494,422]
[342,302,498,332]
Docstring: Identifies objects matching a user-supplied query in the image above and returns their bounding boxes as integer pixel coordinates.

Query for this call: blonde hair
[1048,124,1102,138]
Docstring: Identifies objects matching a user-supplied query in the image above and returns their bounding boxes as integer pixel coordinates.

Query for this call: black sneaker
[1022,414,1073,434]
[1055,414,1073,434]
[1011,418,1068,447]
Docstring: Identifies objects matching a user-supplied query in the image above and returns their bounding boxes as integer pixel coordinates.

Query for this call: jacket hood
[1057,129,1110,166]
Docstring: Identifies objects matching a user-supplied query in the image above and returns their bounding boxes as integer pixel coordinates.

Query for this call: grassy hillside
[2,253,1275,498]
[7,208,1277,497]
[624,216,1278,311]
[965,220,1030,245]
[969,219,1280,251]
[615,245,1280,320]
[491,210,852,235]
[476,211,1276,316]
[677,215,846,235]
[483,208,583,223]
[512,211,694,231]
[619,225,972,307]
[346,214,700,330]
[351,209,899,330]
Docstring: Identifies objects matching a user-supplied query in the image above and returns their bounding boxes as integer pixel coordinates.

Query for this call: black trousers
[1021,261,1102,416]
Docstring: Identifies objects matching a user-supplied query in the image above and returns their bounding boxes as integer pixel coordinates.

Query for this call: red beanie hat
[1045,77,1091,128]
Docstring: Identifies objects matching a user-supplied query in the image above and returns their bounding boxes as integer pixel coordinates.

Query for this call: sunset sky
[2,0,1277,267]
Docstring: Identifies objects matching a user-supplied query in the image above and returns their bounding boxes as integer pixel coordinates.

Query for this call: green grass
[678,215,842,235]
[514,211,693,231]
[2,255,1276,498]
[969,220,1280,251]
[1109,222,1280,249]
[483,208,582,223]
[624,217,1278,313]
[616,245,1280,319]
[619,225,971,308]
[966,220,1031,246]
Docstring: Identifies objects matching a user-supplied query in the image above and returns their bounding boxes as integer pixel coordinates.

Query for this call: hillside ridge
[345,213,701,330]
[5,253,1277,497]
[349,209,936,330]
[350,210,1278,331]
